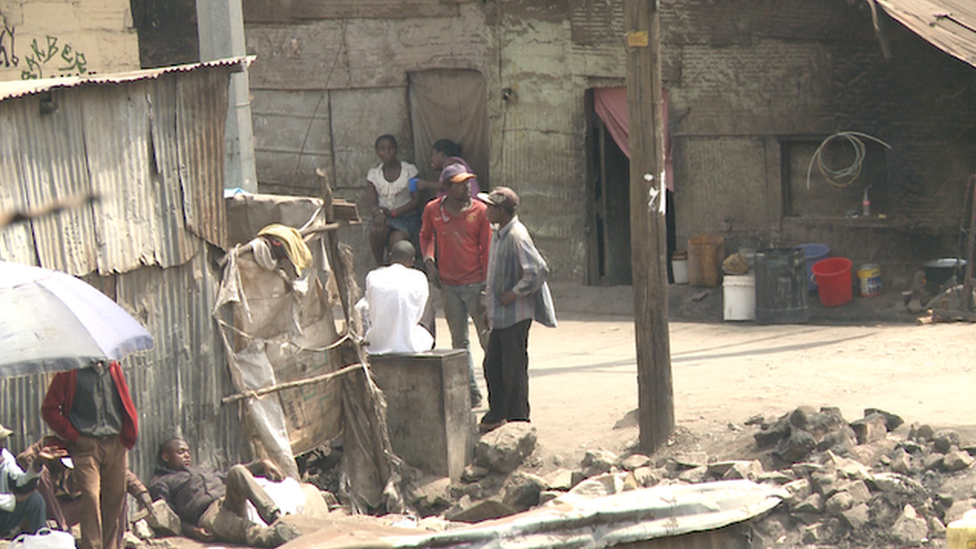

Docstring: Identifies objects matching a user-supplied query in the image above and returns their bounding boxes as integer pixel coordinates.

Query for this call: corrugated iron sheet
[875,0,976,67]
[0,65,231,275]
[0,57,249,102]
[0,245,249,481]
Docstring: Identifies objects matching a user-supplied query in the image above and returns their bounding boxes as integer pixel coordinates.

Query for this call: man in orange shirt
[420,164,492,407]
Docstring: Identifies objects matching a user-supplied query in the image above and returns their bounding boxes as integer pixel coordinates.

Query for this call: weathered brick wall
[241,0,976,284]
[0,0,139,81]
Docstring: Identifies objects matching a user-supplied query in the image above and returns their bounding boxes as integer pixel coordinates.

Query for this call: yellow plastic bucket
[856,264,881,297]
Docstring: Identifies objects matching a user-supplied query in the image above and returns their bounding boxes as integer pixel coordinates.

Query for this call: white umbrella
[0,261,154,377]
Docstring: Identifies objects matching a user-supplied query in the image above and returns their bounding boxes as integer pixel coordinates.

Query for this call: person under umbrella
[41,360,138,549]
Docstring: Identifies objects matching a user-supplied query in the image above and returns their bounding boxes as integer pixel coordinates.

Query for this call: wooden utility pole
[625,0,674,454]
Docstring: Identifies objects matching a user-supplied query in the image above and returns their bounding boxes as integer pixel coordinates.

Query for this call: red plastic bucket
[811,257,853,307]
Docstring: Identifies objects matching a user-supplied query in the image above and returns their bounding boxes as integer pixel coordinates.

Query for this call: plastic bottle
[947,509,976,549]
[862,188,871,217]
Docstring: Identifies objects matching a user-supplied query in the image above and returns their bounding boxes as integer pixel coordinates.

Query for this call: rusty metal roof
[875,0,976,67]
[0,57,250,102]
[0,61,240,275]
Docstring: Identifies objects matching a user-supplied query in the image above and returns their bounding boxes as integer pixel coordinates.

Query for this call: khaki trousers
[69,435,127,549]
[198,465,278,546]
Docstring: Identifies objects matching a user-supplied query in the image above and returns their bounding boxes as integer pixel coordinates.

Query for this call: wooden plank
[294,0,458,20]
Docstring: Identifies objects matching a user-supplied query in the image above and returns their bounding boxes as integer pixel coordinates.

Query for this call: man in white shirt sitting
[361,241,435,354]
[0,421,66,537]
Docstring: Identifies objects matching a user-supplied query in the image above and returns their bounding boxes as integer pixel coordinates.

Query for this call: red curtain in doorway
[593,87,673,191]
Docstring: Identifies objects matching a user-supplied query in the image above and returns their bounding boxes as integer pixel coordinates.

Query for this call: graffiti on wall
[0,23,16,69]
[0,12,90,80]
[20,35,88,79]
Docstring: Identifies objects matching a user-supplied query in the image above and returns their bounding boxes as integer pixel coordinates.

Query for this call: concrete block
[369,349,472,482]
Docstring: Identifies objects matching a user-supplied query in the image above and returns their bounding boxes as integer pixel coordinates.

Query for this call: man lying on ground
[149,438,301,548]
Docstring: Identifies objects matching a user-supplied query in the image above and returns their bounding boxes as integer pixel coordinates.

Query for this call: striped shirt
[485,216,557,330]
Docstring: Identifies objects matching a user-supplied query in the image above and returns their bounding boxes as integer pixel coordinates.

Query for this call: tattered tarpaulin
[593,87,674,191]
[383,480,786,548]
[872,0,976,67]
[213,194,403,512]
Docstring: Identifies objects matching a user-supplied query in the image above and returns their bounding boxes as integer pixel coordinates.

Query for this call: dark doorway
[585,88,676,287]
[585,90,632,286]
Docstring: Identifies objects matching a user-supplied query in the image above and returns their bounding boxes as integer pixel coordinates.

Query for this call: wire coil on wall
[805,131,892,190]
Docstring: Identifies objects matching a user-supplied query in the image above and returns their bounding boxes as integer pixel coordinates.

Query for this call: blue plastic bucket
[795,244,830,294]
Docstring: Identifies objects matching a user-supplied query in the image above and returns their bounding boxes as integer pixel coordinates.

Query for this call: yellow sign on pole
[627,31,649,47]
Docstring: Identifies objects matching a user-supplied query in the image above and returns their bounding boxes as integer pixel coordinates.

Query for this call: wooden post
[625,0,674,453]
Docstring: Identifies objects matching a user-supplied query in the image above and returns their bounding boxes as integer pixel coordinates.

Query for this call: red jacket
[41,361,139,450]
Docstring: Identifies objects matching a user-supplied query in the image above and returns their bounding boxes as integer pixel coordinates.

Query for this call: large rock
[943,450,975,472]
[869,472,930,509]
[475,422,537,473]
[444,496,515,523]
[775,429,816,463]
[501,472,547,511]
[794,493,823,514]
[891,504,929,546]
[543,468,575,491]
[783,478,812,506]
[147,500,181,536]
[891,449,913,474]
[677,466,708,483]
[934,429,962,452]
[810,471,839,497]
[673,451,708,468]
[863,408,904,431]
[822,451,872,481]
[841,503,870,530]
[722,460,763,481]
[409,476,452,508]
[580,449,620,478]
[621,453,651,471]
[842,480,872,505]
[824,491,854,516]
[755,414,791,448]
[916,424,935,442]
[850,414,887,445]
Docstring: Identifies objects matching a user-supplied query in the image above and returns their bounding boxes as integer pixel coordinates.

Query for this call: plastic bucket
[672,251,688,284]
[723,274,756,321]
[923,258,967,294]
[812,257,853,307]
[687,235,725,287]
[857,263,882,297]
[754,248,809,324]
[795,244,830,294]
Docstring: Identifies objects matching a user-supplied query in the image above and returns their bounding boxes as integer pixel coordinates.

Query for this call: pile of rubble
[398,407,975,548]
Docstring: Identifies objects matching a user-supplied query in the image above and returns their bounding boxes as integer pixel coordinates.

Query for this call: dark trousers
[70,435,127,549]
[483,319,532,422]
[0,492,46,537]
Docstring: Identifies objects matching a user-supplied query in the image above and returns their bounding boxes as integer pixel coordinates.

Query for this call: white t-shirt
[363,263,433,354]
[367,161,419,211]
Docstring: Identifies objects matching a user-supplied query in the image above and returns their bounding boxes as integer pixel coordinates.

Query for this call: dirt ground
[452,281,976,474]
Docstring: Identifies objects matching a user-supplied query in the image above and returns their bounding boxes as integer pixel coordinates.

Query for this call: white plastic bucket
[672,254,689,284]
[723,274,756,321]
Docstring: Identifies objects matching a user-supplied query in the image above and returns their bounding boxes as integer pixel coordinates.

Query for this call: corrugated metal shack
[231,0,976,290]
[0,60,249,481]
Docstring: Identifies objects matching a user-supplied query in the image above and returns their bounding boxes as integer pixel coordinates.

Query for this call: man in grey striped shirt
[477,187,557,433]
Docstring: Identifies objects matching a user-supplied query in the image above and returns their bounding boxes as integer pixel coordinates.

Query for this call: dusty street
[444,283,976,470]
